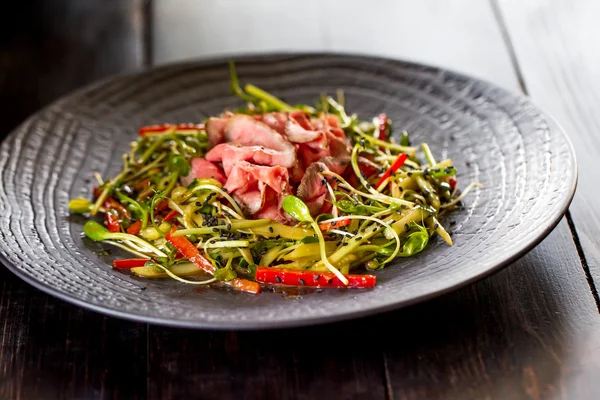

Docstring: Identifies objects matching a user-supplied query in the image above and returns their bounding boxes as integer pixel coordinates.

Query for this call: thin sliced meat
[224,115,295,154]
[311,114,341,130]
[254,185,293,223]
[206,142,296,173]
[284,119,324,143]
[320,156,350,175]
[260,112,288,135]
[260,110,312,136]
[296,162,332,216]
[291,110,313,130]
[297,133,330,168]
[326,130,352,159]
[181,158,227,186]
[234,190,264,214]
[224,161,291,218]
[206,117,229,149]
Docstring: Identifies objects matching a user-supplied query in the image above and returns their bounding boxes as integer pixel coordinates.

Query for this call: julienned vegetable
[69,61,482,295]
[255,267,376,288]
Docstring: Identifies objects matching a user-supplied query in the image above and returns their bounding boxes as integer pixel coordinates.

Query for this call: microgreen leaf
[282,195,314,223]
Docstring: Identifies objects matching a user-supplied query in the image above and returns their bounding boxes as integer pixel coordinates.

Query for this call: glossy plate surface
[0,54,577,329]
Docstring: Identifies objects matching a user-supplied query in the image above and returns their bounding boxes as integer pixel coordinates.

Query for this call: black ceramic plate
[0,54,577,329]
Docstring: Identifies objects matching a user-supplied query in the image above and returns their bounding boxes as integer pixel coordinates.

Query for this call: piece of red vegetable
[375,153,408,188]
[139,123,204,136]
[166,228,215,275]
[127,220,142,235]
[101,196,131,233]
[255,267,376,288]
[105,211,121,232]
[113,258,149,269]
[163,210,179,222]
[319,218,351,231]
[155,199,169,212]
[448,176,457,191]
[165,227,260,294]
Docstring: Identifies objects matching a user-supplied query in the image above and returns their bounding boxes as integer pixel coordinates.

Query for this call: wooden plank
[383,221,600,399]
[0,0,144,134]
[496,0,600,303]
[148,327,386,400]
[149,1,599,399]
[152,0,521,92]
[0,1,147,398]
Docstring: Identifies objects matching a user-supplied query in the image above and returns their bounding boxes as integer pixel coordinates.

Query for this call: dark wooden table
[2,1,600,399]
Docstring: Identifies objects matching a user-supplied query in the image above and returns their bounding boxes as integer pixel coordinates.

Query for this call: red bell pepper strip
[375,153,408,188]
[139,123,204,136]
[448,176,457,191]
[376,113,388,141]
[163,210,179,222]
[101,196,131,233]
[127,220,142,235]
[105,211,121,232]
[319,218,351,232]
[165,227,260,294]
[113,258,149,269]
[255,267,376,288]
[166,228,215,275]
[155,199,169,212]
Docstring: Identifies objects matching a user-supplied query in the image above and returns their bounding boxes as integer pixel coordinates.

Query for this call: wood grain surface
[497,0,600,305]
[153,0,521,92]
[0,1,598,399]
[0,1,148,399]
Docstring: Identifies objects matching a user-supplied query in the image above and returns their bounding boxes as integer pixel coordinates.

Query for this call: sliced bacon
[181,158,227,186]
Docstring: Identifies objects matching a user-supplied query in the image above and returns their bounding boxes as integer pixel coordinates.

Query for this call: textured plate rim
[0,51,579,330]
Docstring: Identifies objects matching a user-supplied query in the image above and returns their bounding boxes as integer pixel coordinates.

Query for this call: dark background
[1,1,600,399]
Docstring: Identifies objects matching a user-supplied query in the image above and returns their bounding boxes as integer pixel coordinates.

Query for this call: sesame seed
[298,278,305,286]
[268,226,274,233]
[275,275,281,283]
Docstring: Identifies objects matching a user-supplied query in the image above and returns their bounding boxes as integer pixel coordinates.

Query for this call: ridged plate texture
[0,54,577,329]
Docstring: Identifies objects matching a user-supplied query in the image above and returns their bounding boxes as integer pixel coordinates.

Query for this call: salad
[69,61,481,294]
